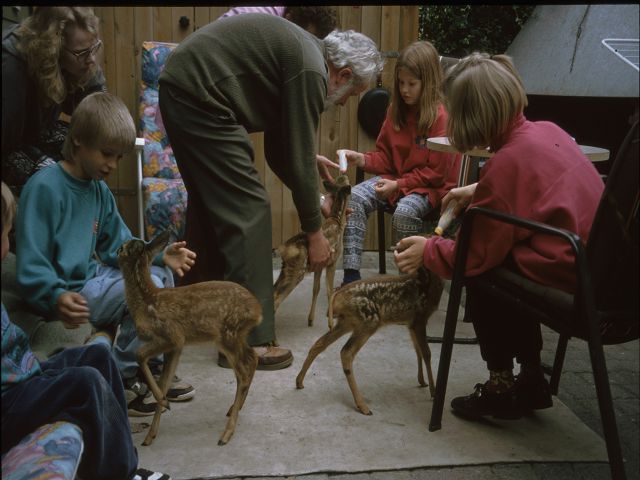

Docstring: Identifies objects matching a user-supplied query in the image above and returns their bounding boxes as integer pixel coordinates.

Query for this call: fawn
[273,174,351,327]
[117,230,261,446]
[296,268,443,415]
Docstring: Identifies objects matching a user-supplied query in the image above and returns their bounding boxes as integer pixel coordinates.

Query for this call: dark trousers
[466,283,543,372]
[159,82,275,346]
[1,344,138,480]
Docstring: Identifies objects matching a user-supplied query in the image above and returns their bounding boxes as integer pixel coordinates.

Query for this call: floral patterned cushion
[139,40,187,241]
[1,421,84,480]
[142,177,187,242]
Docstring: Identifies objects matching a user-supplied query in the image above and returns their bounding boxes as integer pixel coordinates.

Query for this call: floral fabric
[139,41,187,241]
[1,421,83,480]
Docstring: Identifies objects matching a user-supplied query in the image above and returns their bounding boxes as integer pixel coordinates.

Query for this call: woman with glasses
[2,7,106,192]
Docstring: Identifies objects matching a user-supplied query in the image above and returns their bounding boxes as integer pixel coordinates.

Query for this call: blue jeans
[80,264,174,378]
[1,344,138,480]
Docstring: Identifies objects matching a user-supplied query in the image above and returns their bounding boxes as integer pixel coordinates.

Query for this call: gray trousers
[159,82,274,345]
[343,176,433,271]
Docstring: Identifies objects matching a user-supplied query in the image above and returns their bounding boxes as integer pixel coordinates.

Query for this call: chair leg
[377,209,386,274]
[587,336,626,479]
[549,334,569,395]
[428,278,464,431]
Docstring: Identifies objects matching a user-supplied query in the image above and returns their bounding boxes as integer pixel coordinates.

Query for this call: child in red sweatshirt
[339,40,461,285]
[394,53,604,420]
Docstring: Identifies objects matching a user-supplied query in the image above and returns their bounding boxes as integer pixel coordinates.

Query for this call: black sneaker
[124,377,157,417]
[515,372,553,410]
[451,382,527,420]
[132,467,172,480]
[149,365,196,402]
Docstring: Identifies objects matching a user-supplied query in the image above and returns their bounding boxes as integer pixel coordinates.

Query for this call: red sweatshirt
[363,104,461,208]
[422,114,604,293]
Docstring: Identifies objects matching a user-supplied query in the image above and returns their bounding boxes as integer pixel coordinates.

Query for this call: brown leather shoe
[218,345,293,371]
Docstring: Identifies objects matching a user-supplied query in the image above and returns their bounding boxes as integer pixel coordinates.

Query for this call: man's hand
[163,241,197,277]
[374,178,398,200]
[316,154,340,181]
[393,236,427,274]
[306,229,332,272]
[56,291,90,329]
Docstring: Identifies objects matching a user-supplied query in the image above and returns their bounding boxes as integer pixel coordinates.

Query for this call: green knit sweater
[159,13,328,233]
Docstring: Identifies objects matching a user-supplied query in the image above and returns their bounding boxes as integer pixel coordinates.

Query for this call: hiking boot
[133,467,172,480]
[218,344,293,371]
[451,382,527,420]
[515,372,553,410]
[149,364,196,402]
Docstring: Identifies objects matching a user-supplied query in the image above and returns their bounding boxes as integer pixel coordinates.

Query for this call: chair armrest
[453,206,595,323]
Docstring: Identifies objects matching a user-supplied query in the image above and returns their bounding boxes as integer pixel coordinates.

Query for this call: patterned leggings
[342,176,433,271]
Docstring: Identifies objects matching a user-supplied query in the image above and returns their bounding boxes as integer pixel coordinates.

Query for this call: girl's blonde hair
[1,182,16,233]
[444,52,528,153]
[390,40,443,135]
[15,7,99,107]
[62,92,136,161]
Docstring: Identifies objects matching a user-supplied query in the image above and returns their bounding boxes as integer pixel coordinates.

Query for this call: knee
[83,343,114,366]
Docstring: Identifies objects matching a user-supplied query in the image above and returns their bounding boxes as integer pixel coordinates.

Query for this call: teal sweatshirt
[159,13,328,233]
[15,163,134,317]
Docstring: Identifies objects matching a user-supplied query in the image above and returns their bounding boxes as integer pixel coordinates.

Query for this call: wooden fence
[93,5,419,250]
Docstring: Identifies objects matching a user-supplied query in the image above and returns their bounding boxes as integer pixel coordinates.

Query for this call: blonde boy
[15,92,197,416]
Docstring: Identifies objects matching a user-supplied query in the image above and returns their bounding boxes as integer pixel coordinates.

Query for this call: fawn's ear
[335,174,350,186]
[146,230,172,257]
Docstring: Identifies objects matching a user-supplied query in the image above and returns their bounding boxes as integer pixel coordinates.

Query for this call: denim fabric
[342,176,432,270]
[1,344,138,480]
[79,264,174,378]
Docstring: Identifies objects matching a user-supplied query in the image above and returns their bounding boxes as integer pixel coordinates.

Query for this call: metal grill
[602,38,639,72]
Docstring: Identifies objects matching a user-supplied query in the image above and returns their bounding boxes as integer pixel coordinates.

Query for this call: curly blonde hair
[15,7,99,107]
[390,41,444,136]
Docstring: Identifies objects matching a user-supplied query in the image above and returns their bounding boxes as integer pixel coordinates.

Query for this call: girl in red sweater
[339,41,460,284]
[395,53,604,420]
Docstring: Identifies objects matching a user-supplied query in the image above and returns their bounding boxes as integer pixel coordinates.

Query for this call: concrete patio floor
[18,252,639,480]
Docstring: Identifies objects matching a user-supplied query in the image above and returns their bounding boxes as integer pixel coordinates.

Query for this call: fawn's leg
[144,349,182,446]
[341,327,376,415]
[137,338,174,406]
[273,264,306,312]
[409,317,435,397]
[307,270,323,326]
[219,342,258,446]
[296,322,350,389]
[324,262,337,329]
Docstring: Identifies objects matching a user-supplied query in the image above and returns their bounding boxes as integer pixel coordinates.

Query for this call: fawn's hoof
[357,405,373,416]
[218,439,227,446]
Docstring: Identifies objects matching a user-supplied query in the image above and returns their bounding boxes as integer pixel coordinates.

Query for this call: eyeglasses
[64,39,102,63]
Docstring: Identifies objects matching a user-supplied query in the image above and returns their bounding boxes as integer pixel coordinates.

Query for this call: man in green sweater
[159,13,383,370]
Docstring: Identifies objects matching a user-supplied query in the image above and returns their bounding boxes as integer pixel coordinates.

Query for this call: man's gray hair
[324,30,384,86]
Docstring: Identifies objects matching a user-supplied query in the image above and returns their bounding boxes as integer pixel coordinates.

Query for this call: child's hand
[163,241,196,277]
[374,178,398,199]
[393,236,427,274]
[336,149,365,169]
[441,183,477,214]
[56,291,90,329]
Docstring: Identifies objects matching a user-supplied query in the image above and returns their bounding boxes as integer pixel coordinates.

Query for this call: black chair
[428,121,639,480]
